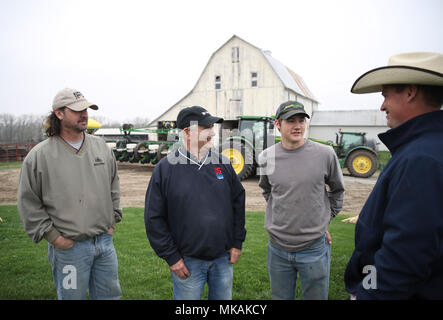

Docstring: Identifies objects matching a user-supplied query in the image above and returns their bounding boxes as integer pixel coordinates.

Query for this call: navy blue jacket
[145,148,246,266]
[345,110,443,299]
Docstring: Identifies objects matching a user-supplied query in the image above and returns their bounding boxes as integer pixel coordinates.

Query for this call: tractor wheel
[156,144,169,161]
[134,142,149,163]
[220,142,255,180]
[346,150,377,178]
[118,152,130,162]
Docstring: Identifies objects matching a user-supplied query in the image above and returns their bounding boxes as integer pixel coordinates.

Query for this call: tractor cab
[236,116,275,155]
[219,116,275,180]
[335,130,367,158]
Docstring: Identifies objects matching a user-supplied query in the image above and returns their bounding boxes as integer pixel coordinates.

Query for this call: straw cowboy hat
[351,52,443,94]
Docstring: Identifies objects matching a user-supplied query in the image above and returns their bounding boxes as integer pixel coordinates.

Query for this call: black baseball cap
[275,101,310,120]
[177,106,223,129]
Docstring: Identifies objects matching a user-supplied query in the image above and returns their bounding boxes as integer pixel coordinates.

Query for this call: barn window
[232,47,239,63]
[251,72,258,87]
[215,75,221,90]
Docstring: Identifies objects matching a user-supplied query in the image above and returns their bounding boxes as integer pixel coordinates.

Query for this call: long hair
[44,107,65,137]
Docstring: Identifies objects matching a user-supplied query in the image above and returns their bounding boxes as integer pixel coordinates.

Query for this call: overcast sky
[1,0,442,123]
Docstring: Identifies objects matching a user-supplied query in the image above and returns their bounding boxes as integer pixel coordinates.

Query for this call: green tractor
[219,116,378,180]
[310,130,378,178]
[219,116,275,180]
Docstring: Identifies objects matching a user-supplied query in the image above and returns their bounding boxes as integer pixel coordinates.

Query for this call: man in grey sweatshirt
[258,101,344,300]
[17,88,122,300]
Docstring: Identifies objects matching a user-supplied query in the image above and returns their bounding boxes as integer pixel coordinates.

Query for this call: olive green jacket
[17,133,122,243]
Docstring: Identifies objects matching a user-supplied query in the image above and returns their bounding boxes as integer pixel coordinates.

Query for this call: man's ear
[274,119,281,132]
[54,109,64,120]
[406,85,419,102]
[182,127,190,138]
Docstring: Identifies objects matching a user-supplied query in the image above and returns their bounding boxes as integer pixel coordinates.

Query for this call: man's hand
[107,227,114,235]
[52,236,75,250]
[229,248,242,264]
[326,230,332,245]
[170,258,190,279]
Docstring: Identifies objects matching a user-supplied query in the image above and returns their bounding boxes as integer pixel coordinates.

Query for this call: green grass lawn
[0,161,22,170]
[0,205,356,300]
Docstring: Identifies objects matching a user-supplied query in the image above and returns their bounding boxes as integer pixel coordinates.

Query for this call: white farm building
[149,35,318,131]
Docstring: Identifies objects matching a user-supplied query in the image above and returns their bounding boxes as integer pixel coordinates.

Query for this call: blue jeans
[171,253,233,300]
[48,233,121,300]
[267,234,331,300]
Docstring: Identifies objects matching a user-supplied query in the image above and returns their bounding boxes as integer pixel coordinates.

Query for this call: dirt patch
[0,163,375,215]
[0,168,21,205]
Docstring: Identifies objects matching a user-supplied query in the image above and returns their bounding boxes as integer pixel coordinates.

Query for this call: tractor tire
[156,144,169,161]
[134,142,149,163]
[220,142,255,180]
[346,149,377,178]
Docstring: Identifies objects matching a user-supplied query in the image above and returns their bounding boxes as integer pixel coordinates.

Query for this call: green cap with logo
[275,101,310,120]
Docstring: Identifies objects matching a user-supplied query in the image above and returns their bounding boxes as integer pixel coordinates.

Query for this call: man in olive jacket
[18,88,122,300]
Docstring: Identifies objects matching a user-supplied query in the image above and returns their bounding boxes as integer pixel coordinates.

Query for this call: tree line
[0,113,150,144]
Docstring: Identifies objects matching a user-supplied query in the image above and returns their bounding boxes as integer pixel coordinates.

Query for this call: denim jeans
[267,234,331,300]
[48,233,121,300]
[171,253,233,300]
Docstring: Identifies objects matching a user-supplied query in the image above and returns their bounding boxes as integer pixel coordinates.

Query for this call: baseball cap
[177,106,223,129]
[275,101,310,120]
[52,88,99,111]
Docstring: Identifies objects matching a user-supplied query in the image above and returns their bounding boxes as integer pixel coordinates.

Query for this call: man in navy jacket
[345,52,443,299]
[145,106,246,300]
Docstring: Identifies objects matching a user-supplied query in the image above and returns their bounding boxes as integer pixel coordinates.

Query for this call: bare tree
[0,113,151,143]
[0,114,45,143]
[126,116,151,128]
[92,115,151,128]
[91,115,121,128]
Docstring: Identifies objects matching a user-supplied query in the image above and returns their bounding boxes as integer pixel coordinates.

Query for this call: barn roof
[262,50,317,102]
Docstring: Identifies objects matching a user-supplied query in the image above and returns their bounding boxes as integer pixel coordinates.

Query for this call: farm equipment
[310,130,378,178]
[104,115,377,179]
[218,116,378,180]
[86,118,101,134]
[112,122,179,165]
[218,116,275,180]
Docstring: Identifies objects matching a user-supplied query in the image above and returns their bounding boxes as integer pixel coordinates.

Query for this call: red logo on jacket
[215,167,224,179]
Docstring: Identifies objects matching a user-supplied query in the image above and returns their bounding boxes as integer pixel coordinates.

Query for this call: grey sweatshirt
[258,140,344,252]
[17,134,122,243]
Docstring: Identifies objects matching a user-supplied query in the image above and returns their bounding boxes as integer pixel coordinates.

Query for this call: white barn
[147,34,391,152]
[149,35,318,130]
[309,110,390,151]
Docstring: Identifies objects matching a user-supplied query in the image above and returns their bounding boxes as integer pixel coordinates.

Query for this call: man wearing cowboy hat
[344,52,443,299]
